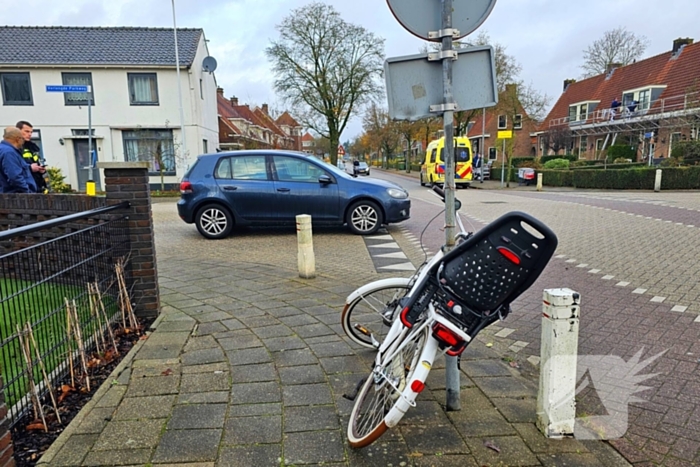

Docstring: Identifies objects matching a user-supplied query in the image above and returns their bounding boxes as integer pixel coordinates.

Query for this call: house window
[578,136,588,159]
[497,115,507,129]
[596,138,604,151]
[203,139,208,154]
[199,79,203,100]
[579,104,588,121]
[513,114,523,130]
[1,72,32,105]
[568,106,577,122]
[123,129,175,175]
[638,89,650,111]
[488,147,497,160]
[128,73,159,105]
[670,132,681,156]
[62,72,94,106]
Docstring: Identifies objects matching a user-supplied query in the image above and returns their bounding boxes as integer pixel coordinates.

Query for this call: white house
[0,26,219,191]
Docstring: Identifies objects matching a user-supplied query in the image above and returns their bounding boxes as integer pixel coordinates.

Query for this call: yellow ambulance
[420,137,473,187]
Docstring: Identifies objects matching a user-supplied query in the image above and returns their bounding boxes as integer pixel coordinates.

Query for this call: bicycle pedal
[353,324,372,337]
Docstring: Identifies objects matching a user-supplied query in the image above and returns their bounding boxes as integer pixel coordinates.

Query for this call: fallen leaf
[161,368,173,376]
[139,335,149,341]
[408,452,424,457]
[25,422,47,431]
[509,361,520,368]
[484,440,501,453]
[486,343,493,348]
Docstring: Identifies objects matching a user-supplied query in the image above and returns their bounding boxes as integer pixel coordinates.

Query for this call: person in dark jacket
[16,121,48,193]
[0,127,37,193]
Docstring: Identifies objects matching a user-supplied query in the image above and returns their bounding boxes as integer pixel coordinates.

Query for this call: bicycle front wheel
[347,326,428,448]
[341,279,411,348]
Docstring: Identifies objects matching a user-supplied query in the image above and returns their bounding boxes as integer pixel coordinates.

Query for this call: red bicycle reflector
[432,323,460,347]
[399,306,413,329]
[497,246,521,265]
[411,380,425,393]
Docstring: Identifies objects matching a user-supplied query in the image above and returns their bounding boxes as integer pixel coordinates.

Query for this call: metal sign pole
[501,138,506,187]
[87,86,95,196]
[440,0,461,412]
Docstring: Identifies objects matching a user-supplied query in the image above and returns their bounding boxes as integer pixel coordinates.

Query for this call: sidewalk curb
[37,321,155,465]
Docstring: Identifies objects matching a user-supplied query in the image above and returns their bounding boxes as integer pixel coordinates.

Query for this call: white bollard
[654,169,662,192]
[536,173,543,192]
[536,288,580,438]
[296,214,315,279]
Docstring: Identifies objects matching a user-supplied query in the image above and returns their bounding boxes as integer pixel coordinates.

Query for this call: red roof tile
[276,111,300,127]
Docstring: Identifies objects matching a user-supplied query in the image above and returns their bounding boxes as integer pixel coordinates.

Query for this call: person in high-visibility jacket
[16,121,48,193]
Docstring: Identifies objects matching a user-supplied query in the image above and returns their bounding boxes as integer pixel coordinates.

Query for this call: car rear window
[215,155,268,180]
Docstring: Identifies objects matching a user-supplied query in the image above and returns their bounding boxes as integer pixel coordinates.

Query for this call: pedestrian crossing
[363,234,416,272]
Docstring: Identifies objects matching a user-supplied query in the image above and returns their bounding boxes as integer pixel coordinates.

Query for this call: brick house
[466,84,539,163]
[301,132,316,154]
[538,38,700,162]
[217,88,302,151]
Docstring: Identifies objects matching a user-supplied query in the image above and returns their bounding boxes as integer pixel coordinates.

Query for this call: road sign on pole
[385,46,497,121]
[46,84,95,195]
[386,0,499,413]
[387,0,497,41]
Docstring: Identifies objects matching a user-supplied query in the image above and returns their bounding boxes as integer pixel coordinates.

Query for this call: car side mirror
[319,174,333,184]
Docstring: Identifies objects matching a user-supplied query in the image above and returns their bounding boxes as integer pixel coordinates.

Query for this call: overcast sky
[4,0,697,142]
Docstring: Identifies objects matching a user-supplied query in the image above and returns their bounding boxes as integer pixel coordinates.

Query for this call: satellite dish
[202,56,218,73]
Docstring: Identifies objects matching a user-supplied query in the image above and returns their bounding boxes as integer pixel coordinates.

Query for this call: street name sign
[46,85,90,93]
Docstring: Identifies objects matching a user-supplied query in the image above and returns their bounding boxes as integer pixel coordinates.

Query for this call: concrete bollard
[536,173,543,192]
[654,169,662,192]
[296,214,315,279]
[536,288,580,438]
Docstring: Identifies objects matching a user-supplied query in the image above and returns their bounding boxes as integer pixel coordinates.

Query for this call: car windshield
[358,162,368,169]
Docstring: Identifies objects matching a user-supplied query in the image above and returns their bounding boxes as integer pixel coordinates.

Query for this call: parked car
[177,150,410,239]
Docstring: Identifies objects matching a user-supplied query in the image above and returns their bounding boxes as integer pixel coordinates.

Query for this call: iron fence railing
[0,202,130,427]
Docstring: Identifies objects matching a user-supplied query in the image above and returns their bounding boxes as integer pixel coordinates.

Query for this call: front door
[73,139,101,192]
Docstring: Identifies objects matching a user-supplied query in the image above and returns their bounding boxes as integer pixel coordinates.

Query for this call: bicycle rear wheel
[341,281,411,348]
[347,326,428,448]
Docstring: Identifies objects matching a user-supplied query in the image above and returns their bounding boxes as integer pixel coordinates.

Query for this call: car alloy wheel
[347,200,383,235]
[195,204,233,239]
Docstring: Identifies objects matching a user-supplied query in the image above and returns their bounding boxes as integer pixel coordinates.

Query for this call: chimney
[605,62,623,75]
[216,87,224,96]
[230,96,238,106]
[262,103,269,114]
[563,79,576,92]
[673,37,693,54]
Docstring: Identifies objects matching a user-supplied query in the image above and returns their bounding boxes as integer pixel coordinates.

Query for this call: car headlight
[387,188,408,199]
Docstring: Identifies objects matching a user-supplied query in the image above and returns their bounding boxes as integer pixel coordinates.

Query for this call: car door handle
[277,188,291,192]
[222,186,238,191]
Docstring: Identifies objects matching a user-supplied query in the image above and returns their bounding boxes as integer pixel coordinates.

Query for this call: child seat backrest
[436,211,558,313]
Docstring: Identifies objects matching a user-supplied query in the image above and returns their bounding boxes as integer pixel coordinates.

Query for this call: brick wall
[100,162,160,318]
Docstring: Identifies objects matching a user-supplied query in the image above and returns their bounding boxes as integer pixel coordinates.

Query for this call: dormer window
[621,85,666,112]
[568,100,599,123]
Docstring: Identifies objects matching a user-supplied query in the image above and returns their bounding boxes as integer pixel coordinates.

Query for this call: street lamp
[171,0,188,163]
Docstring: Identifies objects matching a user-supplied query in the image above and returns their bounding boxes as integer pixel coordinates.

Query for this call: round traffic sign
[387,0,497,42]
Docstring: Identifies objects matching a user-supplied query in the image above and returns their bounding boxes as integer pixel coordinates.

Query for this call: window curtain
[123,130,175,174]
[64,74,91,104]
[131,75,156,103]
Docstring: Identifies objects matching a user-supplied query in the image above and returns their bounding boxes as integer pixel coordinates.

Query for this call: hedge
[541,154,577,164]
[606,145,637,160]
[540,166,700,190]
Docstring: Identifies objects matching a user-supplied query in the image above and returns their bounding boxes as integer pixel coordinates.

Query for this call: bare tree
[266,2,385,165]
[541,126,573,156]
[581,27,649,78]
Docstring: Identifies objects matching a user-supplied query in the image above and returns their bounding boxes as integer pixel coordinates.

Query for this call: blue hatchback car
[177,150,411,239]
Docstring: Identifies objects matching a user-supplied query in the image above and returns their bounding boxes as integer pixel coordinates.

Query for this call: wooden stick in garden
[17,324,47,431]
[65,298,75,388]
[94,282,119,355]
[116,262,127,329]
[87,283,103,355]
[71,300,90,392]
[27,322,62,424]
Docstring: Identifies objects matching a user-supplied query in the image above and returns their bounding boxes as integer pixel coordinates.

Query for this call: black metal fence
[0,202,131,426]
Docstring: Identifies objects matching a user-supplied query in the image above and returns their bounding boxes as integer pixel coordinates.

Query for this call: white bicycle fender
[345,277,412,304]
[384,336,439,428]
